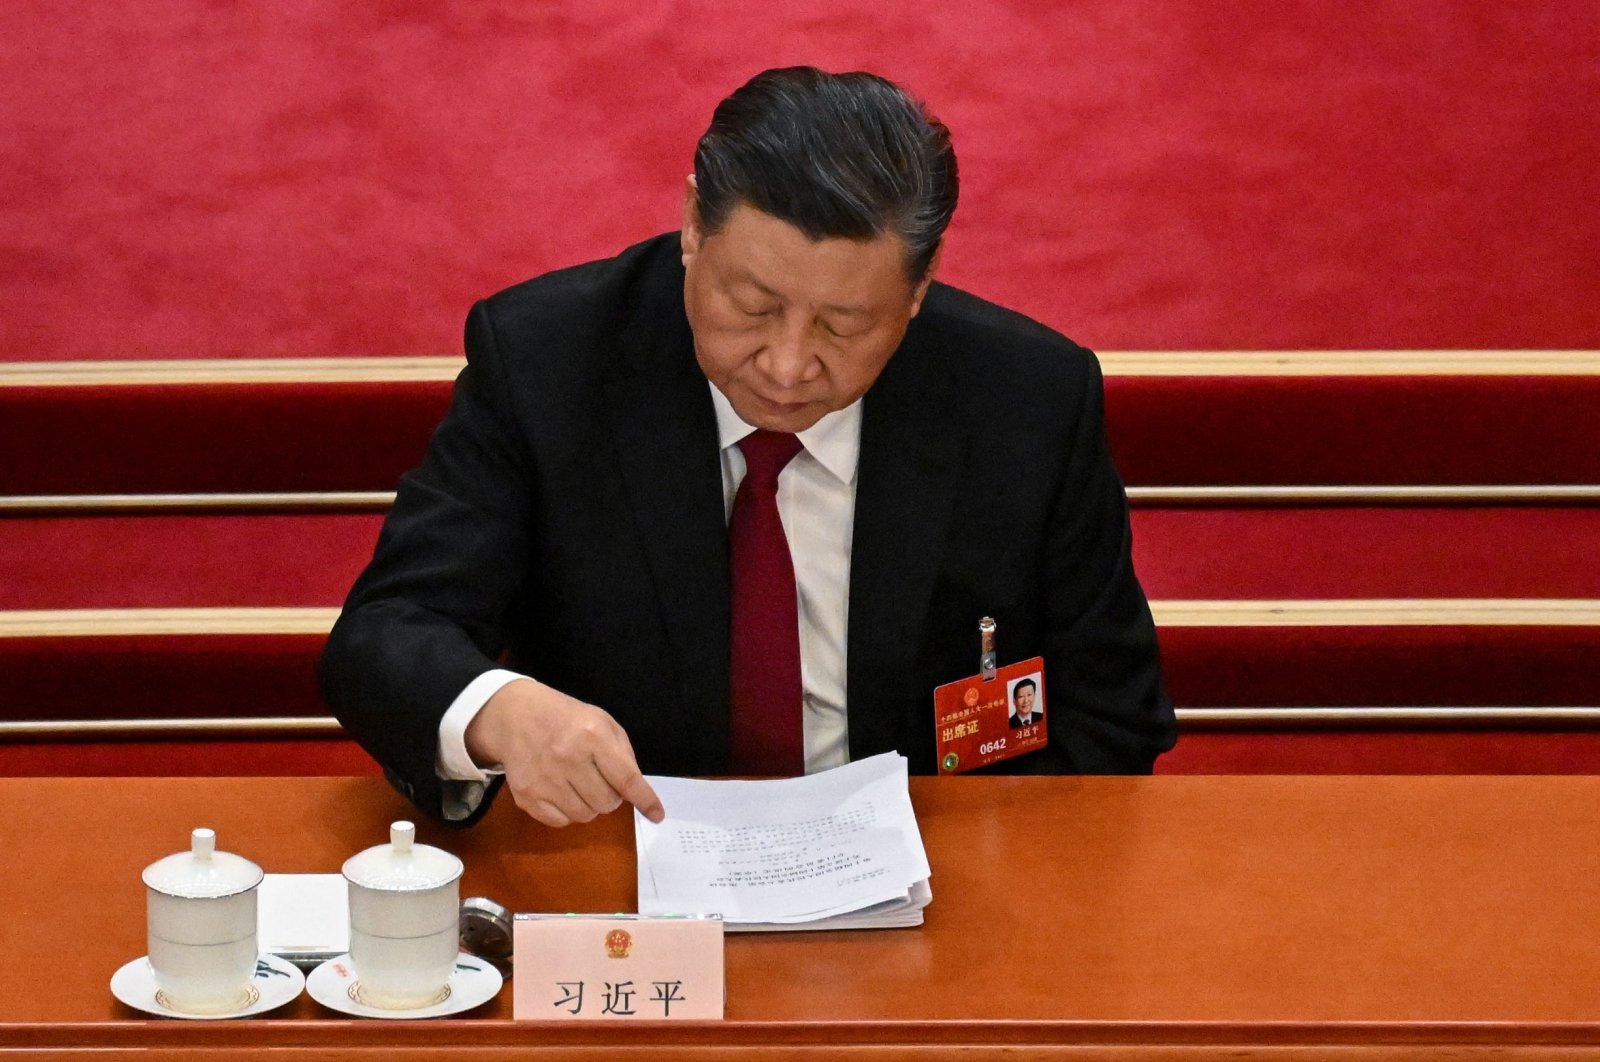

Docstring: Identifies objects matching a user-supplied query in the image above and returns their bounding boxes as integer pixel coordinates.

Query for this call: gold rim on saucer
[349,980,452,1010]
[156,982,259,1015]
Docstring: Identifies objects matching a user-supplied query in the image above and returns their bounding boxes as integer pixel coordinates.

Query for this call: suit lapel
[606,251,732,770]
[847,319,968,760]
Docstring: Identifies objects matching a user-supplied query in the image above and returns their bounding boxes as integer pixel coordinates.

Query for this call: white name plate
[512,914,724,1020]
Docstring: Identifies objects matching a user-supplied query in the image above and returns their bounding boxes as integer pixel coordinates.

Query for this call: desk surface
[3,774,1599,1058]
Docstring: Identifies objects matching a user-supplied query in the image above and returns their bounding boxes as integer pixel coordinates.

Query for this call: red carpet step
[11,508,1597,611]
[4,359,1598,496]
[1156,729,1600,775]
[7,730,1600,777]
[0,738,380,778]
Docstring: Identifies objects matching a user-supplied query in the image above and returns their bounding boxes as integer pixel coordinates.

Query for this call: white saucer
[110,953,306,1019]
[306,953,503,1019]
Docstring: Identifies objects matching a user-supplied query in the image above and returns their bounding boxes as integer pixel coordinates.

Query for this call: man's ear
[908,241,943,319]
[680,175,703,263]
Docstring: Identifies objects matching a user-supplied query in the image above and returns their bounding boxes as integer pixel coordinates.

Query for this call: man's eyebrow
[731,270,782,301]
[732,270,869,316]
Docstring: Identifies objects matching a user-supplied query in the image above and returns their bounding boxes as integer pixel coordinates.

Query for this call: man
[320,67,1175,829]
[1009,678,1041,729]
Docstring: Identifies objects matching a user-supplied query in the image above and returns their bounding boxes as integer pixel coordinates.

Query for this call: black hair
[1013,678,1037,699]
[693,66,958,279]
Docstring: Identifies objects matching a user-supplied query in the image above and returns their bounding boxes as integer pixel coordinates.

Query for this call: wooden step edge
[1101,350,1600,376]
[1179,706,1600,728]
[1153,600,1600,626]
[0,357,465,386]
[0,607,341,637]
[0,717,345,739]
[2,601,1600,638]
[4,707,1599,740]
[0,492,398,513]
[5,350,1599,386]
[1127,485,1600,505]
[5,485,1600,515]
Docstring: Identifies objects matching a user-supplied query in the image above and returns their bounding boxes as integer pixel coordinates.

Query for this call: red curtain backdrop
[4,1,1598,360]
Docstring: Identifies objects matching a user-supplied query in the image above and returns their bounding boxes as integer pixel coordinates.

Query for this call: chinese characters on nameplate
[512,915,724,1020]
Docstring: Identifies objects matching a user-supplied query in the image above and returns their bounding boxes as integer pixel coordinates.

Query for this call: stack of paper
[257,873,350,968]
[634,752,932,931]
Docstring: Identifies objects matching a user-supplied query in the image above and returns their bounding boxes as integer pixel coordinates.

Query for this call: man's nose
[758,319,823,388]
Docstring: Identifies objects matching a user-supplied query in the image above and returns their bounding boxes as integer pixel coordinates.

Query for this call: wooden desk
[2,775,1599,1058]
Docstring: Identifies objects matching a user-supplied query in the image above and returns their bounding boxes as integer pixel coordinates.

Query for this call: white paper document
[257,873,349,965]
[635,752,932,931]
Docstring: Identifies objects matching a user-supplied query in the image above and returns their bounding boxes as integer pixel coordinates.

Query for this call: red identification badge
[933,657,1047,773]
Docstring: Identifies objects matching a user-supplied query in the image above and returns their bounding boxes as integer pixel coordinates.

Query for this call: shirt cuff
[435,668,524,783]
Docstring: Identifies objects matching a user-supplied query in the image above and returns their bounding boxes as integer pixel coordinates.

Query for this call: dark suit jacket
[319,233,1175,824]
[1009,713,1041,729]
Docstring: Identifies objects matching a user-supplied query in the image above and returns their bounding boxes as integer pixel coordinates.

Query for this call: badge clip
[979,616,997,682]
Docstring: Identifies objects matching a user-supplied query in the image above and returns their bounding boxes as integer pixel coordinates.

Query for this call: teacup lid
[142,828,264,899]
[342,821,464,892]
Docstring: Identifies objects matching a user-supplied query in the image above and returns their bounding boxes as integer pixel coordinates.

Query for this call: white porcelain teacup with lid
[142,828,263,1013]
[342,821,464,1009]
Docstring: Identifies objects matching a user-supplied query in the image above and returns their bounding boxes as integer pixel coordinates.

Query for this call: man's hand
[465,678,665,827]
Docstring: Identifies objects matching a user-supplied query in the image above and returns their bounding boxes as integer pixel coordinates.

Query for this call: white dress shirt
[433,384,862,818]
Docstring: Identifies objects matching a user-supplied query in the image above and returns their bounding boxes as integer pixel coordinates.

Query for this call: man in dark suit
[1009,678,1042,729]
[320,67,1175,828]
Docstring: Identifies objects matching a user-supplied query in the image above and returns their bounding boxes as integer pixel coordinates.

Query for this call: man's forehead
[704,207,913,304]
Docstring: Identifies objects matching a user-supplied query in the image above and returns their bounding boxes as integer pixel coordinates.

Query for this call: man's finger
[623,774,665,823]
[565,774,620,820]
[595,745,664,823]
[558,729,625,815]
[527,798,573,829]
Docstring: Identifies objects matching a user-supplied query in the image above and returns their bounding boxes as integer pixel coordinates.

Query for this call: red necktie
[728,430,805,775]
